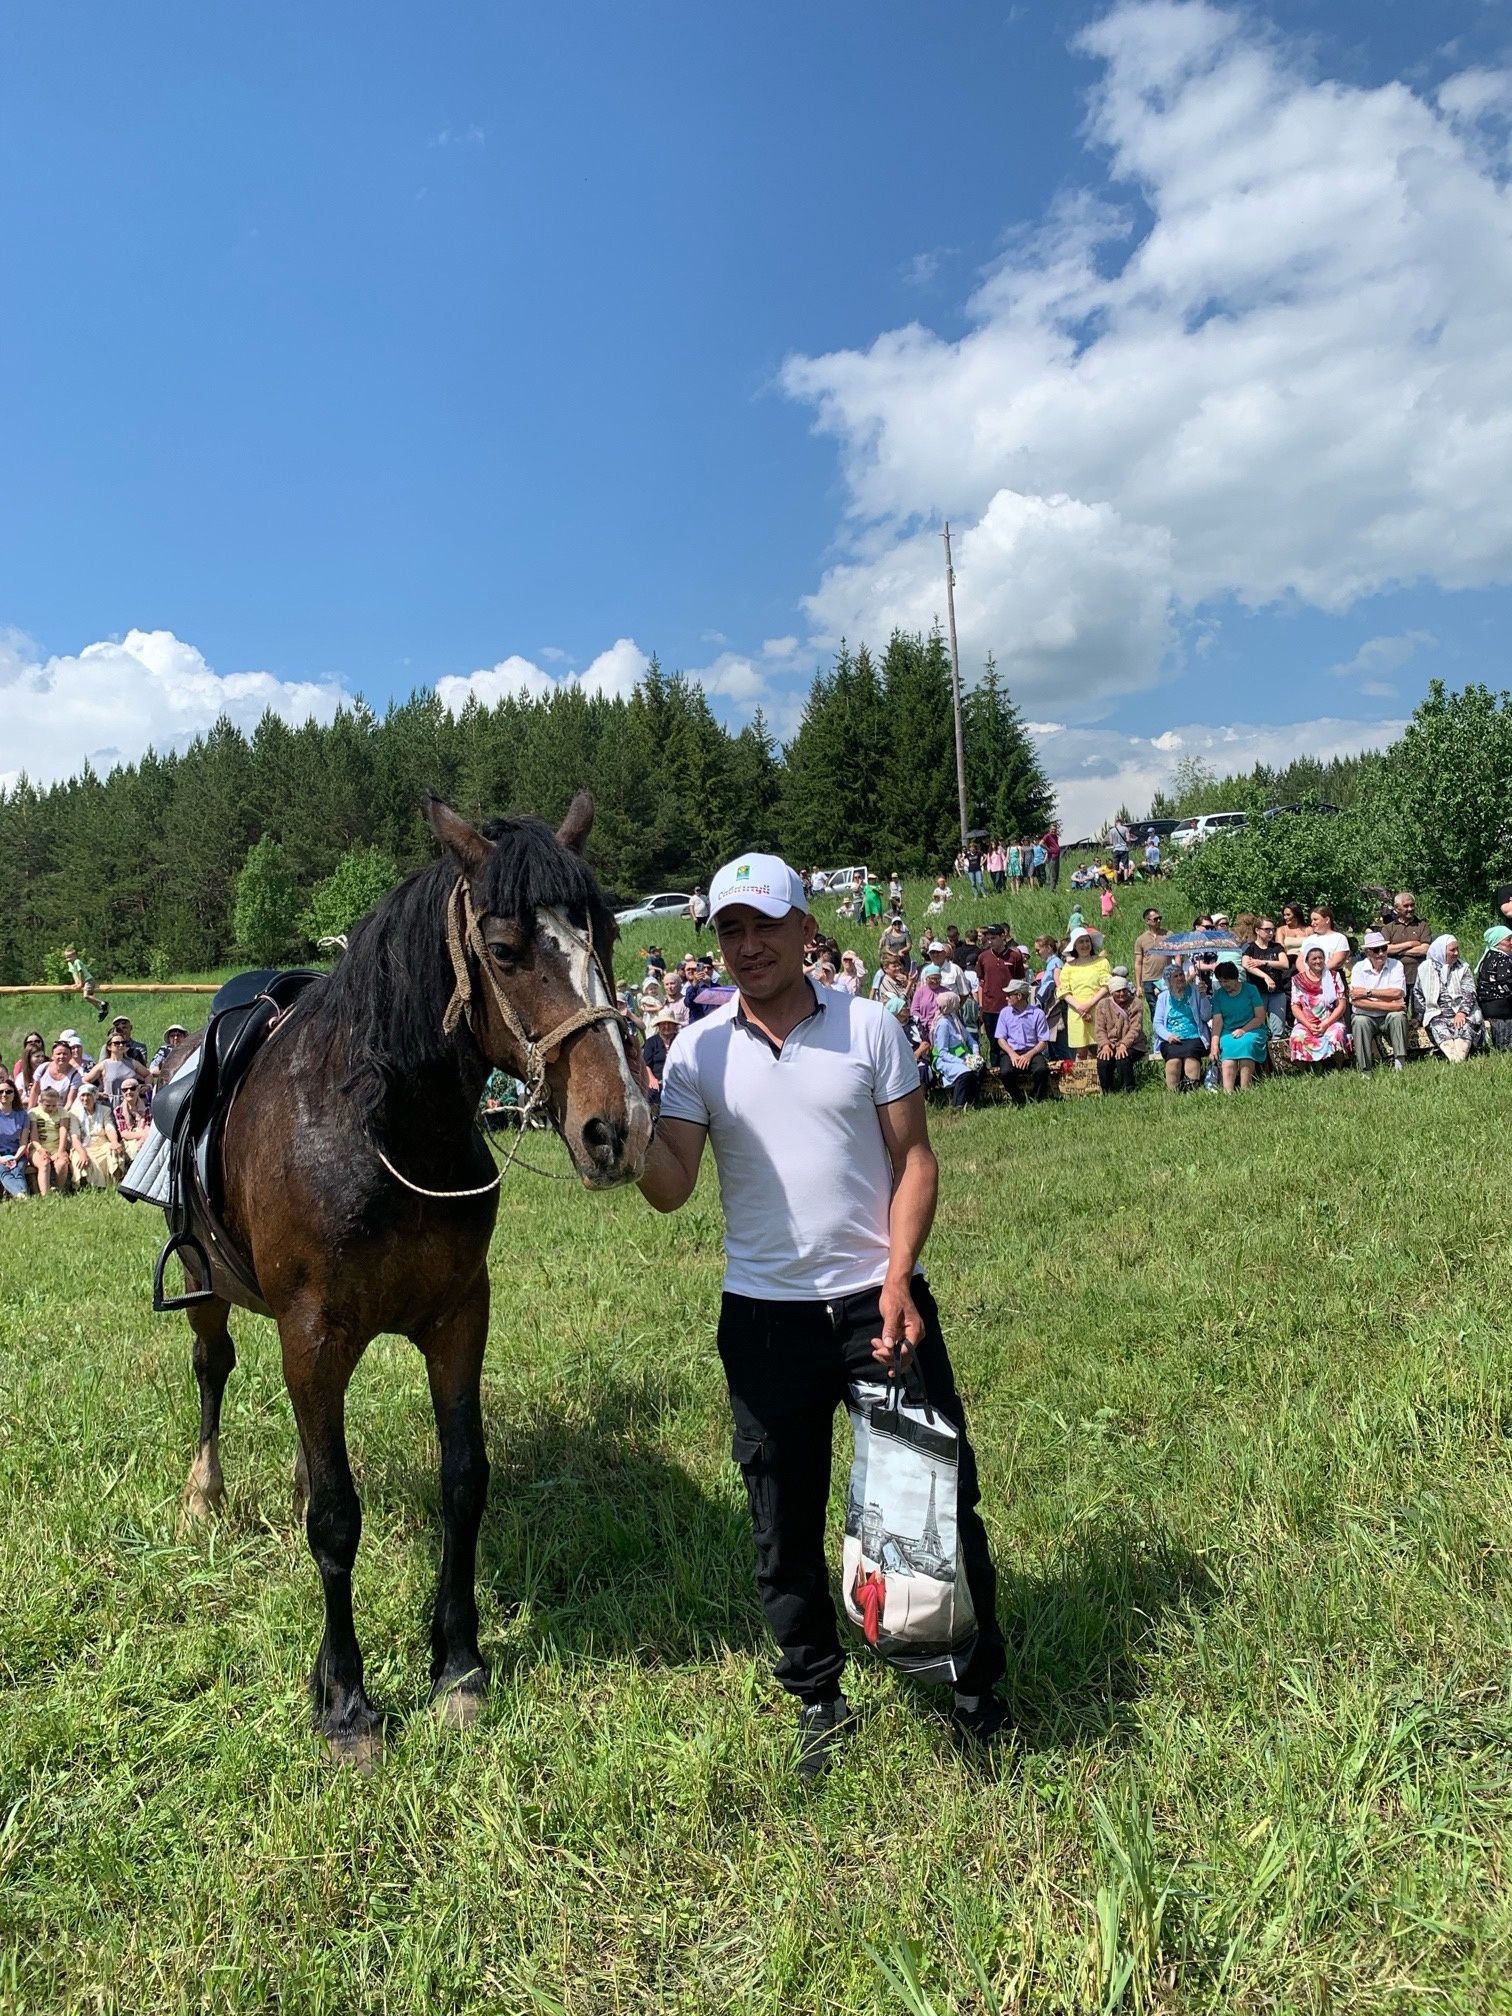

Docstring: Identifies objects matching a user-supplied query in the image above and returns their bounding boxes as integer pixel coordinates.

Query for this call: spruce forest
[0,628,1053,981]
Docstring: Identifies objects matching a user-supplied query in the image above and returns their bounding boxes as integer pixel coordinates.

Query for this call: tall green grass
[4,912,1510,2013]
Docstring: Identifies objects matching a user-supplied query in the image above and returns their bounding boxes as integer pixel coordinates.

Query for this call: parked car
[1140,818,1184,839]
[1262,802,1341,820]
[1170,811,1248,849]
[816,864,871,893]
[614,891,694,925]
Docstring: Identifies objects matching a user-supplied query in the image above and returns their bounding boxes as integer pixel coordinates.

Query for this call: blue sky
[3,0,1510,828]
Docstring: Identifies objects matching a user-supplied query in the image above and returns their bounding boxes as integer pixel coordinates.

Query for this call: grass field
[5,901,1512,2014]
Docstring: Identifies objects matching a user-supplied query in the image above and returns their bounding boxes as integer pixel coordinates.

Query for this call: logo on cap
[736,864,750,881]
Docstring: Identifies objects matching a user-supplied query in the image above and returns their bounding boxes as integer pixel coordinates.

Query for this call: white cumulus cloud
[436,636,650,714]
[782,1,1512,716]
[1037,714,1405,836]
[0,627,352,792]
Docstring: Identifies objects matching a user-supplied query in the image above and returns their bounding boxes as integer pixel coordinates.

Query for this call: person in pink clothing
[1100,885,1116,921]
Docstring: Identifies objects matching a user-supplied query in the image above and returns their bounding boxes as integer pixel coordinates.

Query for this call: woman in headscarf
[1476,926,1512,1051]
[1055,927,1111,1057]
[1289,938,1352,1066]
[911,962,943,1037]
[930,991,983,1108]
[1415,934,1483,1062]
[1091,973,1147,1094]
[1153,961,1211,1091]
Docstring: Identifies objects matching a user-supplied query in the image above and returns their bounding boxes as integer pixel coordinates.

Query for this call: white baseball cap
[707,853,809,922]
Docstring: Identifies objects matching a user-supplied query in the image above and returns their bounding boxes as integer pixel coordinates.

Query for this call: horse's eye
[487,942,519,971]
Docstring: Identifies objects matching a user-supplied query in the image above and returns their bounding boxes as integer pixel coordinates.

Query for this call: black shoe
[950,1691,1011,1748]
[97,999,110,1022]
[794,1694,856,1778]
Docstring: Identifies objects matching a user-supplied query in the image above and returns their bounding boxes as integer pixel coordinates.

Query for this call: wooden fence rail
[0,983,220,995]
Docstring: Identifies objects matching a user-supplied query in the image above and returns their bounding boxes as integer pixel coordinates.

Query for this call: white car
[614,891,695,925]
[1170,812,1247,849]
[817,864,871,893]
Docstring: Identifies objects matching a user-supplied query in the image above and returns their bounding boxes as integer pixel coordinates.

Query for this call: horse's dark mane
[297,814,615,1132]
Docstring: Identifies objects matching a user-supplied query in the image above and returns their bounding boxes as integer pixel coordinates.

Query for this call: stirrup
[153,1230,219,1311]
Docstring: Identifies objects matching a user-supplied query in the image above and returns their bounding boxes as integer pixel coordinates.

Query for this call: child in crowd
[63,944,110,1023]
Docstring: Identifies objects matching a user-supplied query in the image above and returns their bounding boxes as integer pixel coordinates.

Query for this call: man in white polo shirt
[636,851,1006,1775]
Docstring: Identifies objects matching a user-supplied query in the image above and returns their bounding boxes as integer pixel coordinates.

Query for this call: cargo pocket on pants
[730,1430,775,1553]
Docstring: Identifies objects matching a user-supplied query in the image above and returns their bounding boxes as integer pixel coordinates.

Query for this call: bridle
[376,876,622,1201]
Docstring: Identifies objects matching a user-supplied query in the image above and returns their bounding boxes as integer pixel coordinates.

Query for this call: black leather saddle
[148,968,321,1315]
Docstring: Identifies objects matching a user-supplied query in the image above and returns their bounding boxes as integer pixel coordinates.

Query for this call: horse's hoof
[431,1685,485,1733]
[326,1723,384,1774]
[179,1480,226,1529]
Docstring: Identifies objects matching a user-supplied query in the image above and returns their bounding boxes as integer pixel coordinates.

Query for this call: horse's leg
[280,1315,381,1769]
[418,1287,491,1725]
[291,1439,310,1527]
[182,1295,235,1522]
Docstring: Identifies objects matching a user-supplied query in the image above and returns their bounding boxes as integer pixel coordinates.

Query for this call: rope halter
[440,875,620,1116]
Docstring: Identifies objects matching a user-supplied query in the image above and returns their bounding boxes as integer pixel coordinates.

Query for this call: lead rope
[377,878,621,1201]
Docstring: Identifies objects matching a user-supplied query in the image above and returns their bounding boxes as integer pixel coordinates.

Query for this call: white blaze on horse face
[535,907,647,1132]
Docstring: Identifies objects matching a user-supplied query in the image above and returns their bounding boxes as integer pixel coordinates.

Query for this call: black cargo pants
[717,1277,1006,1705]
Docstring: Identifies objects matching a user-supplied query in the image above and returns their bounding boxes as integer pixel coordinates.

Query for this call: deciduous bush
[1171,808,1371,927]
[301,844,401,945]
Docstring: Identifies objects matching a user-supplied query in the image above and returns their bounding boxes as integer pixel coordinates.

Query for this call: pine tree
[874,630,958,872]
[963,654,1056,842]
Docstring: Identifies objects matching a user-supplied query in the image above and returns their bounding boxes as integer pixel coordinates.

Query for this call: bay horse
[177,791,651,1765]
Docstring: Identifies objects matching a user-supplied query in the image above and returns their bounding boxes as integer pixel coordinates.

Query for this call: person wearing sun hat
[634,849,1008,1775]
[1349,930,1410,1075]
[1476,926,1512,1051]
[149,1024,191,1085]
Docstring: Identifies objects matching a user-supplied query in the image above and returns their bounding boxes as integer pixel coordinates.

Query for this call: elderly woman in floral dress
[1289,938,1351,1067]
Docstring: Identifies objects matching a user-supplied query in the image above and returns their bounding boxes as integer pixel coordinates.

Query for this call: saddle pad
[119,1051,196,1211]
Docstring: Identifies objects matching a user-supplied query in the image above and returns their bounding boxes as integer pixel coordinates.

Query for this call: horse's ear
[557,790,594,855]
[423,794,491,873]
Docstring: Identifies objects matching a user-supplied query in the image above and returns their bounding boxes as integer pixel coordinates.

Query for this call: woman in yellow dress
[1055,927,1112,1056]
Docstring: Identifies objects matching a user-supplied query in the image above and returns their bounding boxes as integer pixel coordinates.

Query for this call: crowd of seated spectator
[3,1014,180,1200]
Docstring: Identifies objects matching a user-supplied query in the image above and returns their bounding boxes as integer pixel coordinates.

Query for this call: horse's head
[425,792,652,1188]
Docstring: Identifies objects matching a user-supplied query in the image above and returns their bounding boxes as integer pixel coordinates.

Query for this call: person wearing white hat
[635,850,1007,1774]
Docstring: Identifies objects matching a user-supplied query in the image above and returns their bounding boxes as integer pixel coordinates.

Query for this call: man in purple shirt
[993,978,1051,1104]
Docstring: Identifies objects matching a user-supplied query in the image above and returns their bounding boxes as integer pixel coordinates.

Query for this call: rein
[378,877,621,1202]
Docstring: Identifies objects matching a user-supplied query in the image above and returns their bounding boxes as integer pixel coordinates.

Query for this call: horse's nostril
[582,1116,626,1161]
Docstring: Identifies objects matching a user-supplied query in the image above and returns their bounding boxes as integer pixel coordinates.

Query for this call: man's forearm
[637,1130,696,1213]
[886,1145,938,1282]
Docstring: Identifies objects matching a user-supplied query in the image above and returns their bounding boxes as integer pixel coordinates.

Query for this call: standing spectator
[1108,818,1131,877]
[1208,961,1269,1093]
[1056,928,1111,1058]
[975,925,1023,1073]
[1290,941,1352,1067]
[0,1079,31,1199]
[1093,975,1146,1094]
[992,978,1052,1103]
[28,1085,75,1194]
[63,943,110,1023]
[688,886,710,935]
[1153,963,1211,1092]
[1381,891,1432,994]
[986,842,1006,894]
[1007,840,1023,892]
[1241,918,1292,1038]
[1041,823,1061,890]
[1029,837,1048,887]
[641,1006,682,1108]
[964,843,985,898]
[12,1031,46,1098]
[1133,908,1168,1020]
[1276,903,1310,967]
[28,1039,81,1109]
[83,1030,139,1106]
[1349,930,1410,1075]
[810,867,830,896]
[109,1016,150,1069]
[887,871,903,910]
[879,913,912,963]
[1415,936,1483,1062]
[861,877,883,923]
[1308,907,1351,975]
[1143,830,1162,877]
[1475,926,1512,1051]
[149,1024,190,1085]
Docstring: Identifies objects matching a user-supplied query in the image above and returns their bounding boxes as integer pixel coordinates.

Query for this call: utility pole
[942,521,970,853]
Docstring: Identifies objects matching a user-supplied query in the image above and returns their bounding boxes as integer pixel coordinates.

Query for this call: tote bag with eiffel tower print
[841,1373,978,1686]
